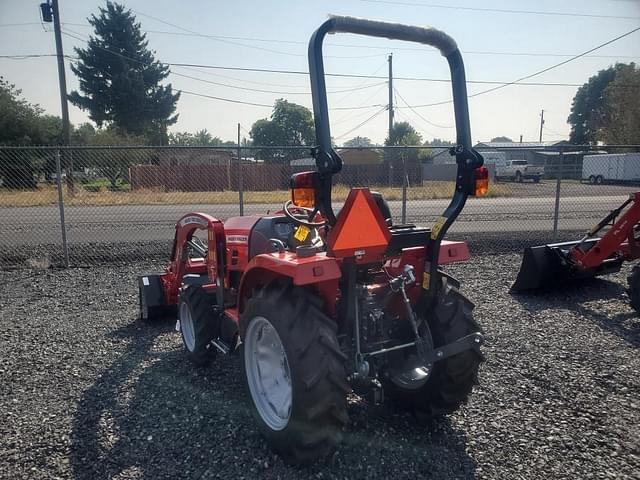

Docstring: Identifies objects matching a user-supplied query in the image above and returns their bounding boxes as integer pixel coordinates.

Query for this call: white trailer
[583,153,640,184]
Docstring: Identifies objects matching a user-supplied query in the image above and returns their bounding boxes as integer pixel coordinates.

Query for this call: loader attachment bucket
[511,239,624,292]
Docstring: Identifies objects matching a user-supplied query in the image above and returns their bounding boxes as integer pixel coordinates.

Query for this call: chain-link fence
[1,144,639,267]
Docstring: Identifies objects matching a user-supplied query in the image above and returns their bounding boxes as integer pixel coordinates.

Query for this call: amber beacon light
[474,166,489,197]
[290,171,318,208]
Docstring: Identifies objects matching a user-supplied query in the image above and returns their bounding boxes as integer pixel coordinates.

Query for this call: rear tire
[240,283,349,464]
[533,176,541,183]
[589,175,596,184]
[178,285,218,366]
[515,171,523,183]
[384,285,483,421]
[596,175,604,185]
[627,265,640,313]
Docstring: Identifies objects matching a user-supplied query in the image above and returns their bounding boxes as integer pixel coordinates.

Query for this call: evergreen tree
[69,2,179,143]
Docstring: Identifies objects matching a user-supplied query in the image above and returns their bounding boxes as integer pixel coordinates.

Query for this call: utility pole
[388,53,394,186]
[43,0,74,193]
[388,53,394,142]
[538,109,545,143]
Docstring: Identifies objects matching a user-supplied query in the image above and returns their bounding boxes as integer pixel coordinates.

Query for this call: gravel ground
[0,230,595,269]
[1,254,639,479]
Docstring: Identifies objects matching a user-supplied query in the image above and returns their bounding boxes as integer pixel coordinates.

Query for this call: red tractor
[512,192,640,309]
[139,16,488,463]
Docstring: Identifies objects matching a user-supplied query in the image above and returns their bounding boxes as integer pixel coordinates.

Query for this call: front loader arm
[165,213,226,305]
[571,192,640,269]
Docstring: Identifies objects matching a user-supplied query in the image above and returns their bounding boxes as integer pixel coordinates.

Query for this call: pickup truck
[495,160,544,183]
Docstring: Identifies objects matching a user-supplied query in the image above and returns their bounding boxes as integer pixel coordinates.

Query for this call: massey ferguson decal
[227,235,249,244]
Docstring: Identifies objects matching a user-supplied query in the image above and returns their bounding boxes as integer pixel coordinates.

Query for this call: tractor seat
[371,191,393,227]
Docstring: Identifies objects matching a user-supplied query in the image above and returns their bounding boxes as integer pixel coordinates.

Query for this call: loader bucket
[510,239,623,293]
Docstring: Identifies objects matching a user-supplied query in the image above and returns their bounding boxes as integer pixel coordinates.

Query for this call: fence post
[401,147,408,224]
[237,123,244,216]
[388,149,393,188]
[55,148,70,267]
[552,148,564,241]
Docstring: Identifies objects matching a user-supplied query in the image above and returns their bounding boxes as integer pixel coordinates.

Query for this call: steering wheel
[283,200,326,227]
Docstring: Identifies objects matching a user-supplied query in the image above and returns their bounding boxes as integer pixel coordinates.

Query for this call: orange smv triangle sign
[329,188,391,260]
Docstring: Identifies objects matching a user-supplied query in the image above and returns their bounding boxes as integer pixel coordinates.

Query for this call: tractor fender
[237,252,341,314]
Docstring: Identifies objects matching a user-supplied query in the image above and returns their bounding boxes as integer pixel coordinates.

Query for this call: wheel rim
[179,301,196,352]
[244,316,292,431]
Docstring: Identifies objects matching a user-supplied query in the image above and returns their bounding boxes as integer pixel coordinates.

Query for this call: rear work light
[474,166,489,197]
[290,171,318,208]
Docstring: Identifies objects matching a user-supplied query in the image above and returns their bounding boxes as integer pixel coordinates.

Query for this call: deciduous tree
[250,99,315,163]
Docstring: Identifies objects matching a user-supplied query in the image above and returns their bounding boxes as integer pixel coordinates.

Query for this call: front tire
[178,285,218,366]
[240,283,349,464]
[384,285,483,421]
[628,265,640,313]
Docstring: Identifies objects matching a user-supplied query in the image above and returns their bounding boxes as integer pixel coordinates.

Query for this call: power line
[179,89,272,108]
[331,59,388,105]
[130,9,382,60]
[334,107,388,140]
[360,0,640,20]
[44,24,640,113]
[0,53,59,59]
[331,104,386,126]
[408,24,640,108]
[393,87,453,128]
[394,107,439,139]
[3,21,638,59]
[10,27,639,89]
[171,69,386,95]
[2,49,633,89]
[0,22,639,59]
[4,49,628,89]
[60,29,385,111]
[163,62,596,88]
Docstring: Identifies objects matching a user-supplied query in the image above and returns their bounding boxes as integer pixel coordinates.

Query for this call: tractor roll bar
[308,16,479,227]
[309,16,483,300]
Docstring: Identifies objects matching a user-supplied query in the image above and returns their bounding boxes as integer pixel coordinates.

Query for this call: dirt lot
[1,254,639,479]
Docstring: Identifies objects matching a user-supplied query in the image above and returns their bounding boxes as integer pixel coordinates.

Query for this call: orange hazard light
[327,188,391,261]
[290,171,317,208]
[475,166,489,197]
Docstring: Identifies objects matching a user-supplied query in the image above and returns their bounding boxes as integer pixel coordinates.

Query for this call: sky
[0,0,639,145]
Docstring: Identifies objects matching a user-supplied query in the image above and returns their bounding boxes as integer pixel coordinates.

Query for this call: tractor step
[511,238,624,292]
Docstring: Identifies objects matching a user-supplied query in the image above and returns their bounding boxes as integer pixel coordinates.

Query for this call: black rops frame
[308,16,484,296]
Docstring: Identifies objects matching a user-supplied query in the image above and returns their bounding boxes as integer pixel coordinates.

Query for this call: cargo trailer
[583,153,640,184]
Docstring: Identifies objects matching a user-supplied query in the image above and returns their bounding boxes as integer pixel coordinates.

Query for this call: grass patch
[0,182,511,207]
